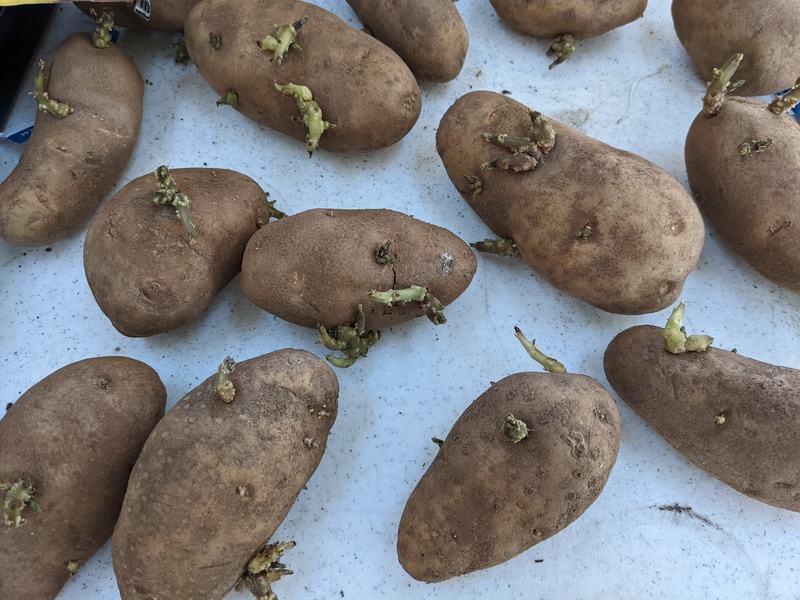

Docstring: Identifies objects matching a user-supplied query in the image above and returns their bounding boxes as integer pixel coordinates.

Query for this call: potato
[603,318,800,512]
[489,0,647,66]
[436,90,705,315]
[0,357,166,600]
[241,207,476,330]
[184,0,421,153]
[75,0,201,32]
[0,30,143,247]
[397,371,621,582]
[344,0,468,82]
[112,350,339,600]
[84,166,271,337]
[672,0,800,96]
[685,59,800,292]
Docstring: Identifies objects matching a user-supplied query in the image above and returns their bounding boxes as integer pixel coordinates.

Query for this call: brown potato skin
[604,325,800,512]
[672,0,800,97]
[240,208,477,330]
[75,0,201,32]
[112,349,339,600]
[0,357,166,600]
[184,0,421,153]
[345,0,468,82]
[685,98,800,292]
[397,372,621,582]
[436,90,705,314]
[0,33,143,247]
[489,0,647,39]
[84,167,271,337]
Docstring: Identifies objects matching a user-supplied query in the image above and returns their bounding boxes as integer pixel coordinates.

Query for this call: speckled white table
[2,2,799,599]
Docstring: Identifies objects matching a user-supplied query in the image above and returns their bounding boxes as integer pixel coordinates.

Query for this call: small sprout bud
[375,240,397,265]
[368,285,446,325]
[572,224,593,239]
[431,437,444,447]
[275,82,335,156]
[464,174,483,196]
[67,561,79,576]
[31,60,73,118]
[2,480,41,528]
[547,33,576,69]
[216,91,239,107]
[529,111,556,154]
[514,326,567,373]
[259,16,308,64]
[663,301,713,354]
[471,237,518,256]
[214,356,236,403]
[235,541,296,600]
[209,32,222,49]
[703,54,745,117]
[267,197,286,220]
[769,78,800,115]
[303,436,318,448]
[739,138,773,156]
[714,413,726,425]
[317,305,381,368]
[89,8,117,49]
[152,165,197,244]
[175,34,190,64]
[503,413,530,443]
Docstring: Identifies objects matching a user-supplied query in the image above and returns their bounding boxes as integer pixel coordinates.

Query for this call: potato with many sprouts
[0,357,166,600]
[344,0,469,82]
[604,303,800,512]
[184,0,421,154]
[0,15,143,247]
[684,55,800,292]
[397,332,620,581]
[112,350,339,600]
[83,166,272,337]
[240,208,477,367]
[436,90,705,315]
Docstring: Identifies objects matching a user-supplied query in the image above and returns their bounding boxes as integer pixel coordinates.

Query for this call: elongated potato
[240,208,477,331]
[672,0,800,96]
[397,372,621,581]
[112,350,339,600]
[0,357,166,600]
[345,0,468,82]
[436,91,705,314]
[490,0,647,38]
[604,324,800,512]
[84,167,271,337]
[0,32,143,247]
[685,68,800,292]
[184,0,421,153]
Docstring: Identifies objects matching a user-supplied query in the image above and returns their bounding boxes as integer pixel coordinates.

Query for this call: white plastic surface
[2,2,799,599]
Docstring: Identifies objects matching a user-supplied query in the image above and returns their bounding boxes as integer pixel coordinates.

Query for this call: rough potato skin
[75,0,201,31]
[489,0,647,39]
[84,168,271,337]
[112,349,339,600]
[604,325,800,512]
[240,208,477,330]
[672,0,800,97]
[345,0,468,82]
[0,357,166,600]
[0,33,143,247]
[685,98,800,292]
[397,372,621,582]
[436,91,705,314]
[184,0,421,153]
